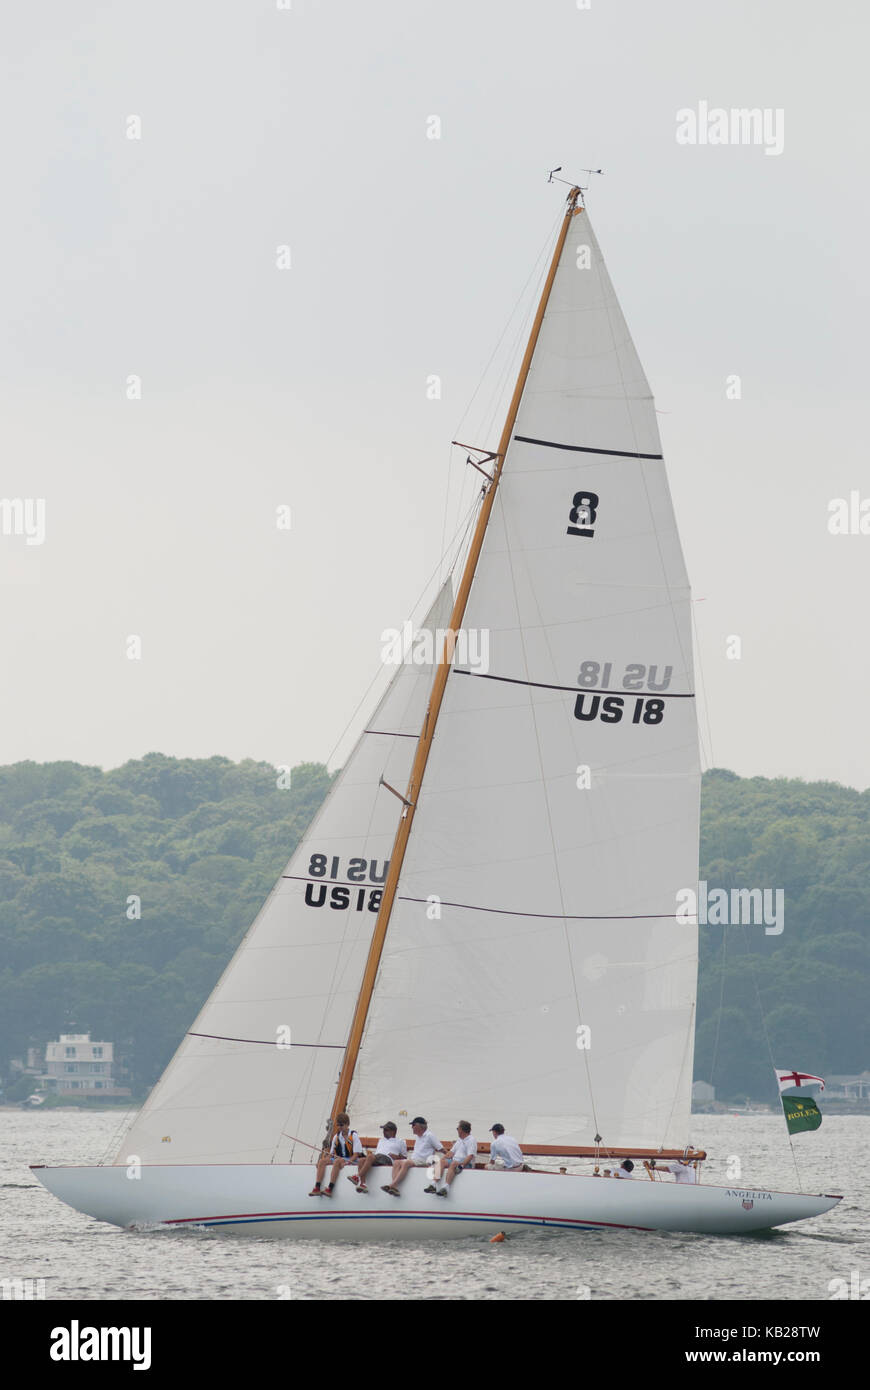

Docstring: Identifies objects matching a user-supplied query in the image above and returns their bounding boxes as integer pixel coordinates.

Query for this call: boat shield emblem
[742,1199,754,1210]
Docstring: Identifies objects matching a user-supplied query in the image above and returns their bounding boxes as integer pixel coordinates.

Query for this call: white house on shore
[39,1033,130,1097]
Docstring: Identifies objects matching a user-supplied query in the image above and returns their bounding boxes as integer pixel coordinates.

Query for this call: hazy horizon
[3,1,868,789]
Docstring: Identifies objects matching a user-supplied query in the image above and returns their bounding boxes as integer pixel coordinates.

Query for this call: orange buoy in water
[490,1231,506,1243]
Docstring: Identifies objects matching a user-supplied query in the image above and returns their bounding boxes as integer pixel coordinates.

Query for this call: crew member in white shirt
[349,1121,407,1194]
[426,1121,477,1197]
[610,1158,635,1179]
[647,1157,698,1185]
[488,1124,525,1171]
[382,1116,444,1196]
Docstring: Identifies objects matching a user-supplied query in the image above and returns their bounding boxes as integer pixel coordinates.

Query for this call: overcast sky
[2,0,868,787]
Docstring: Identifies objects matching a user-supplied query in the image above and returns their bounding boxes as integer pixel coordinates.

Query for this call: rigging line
[321,493,479,773]
[442,356,509,587]
[273,794,379,1156]
[460,240,552,535]
[274,1038,320,1167]
[440,215,559,584]
[451,208,562,446]
[301,697,407,1147]
[691,603,716,771]
[446,491,481,581]
[479,304,531,445]
[660,998,698,1155]
[278,1131,324,1155]
[99,1109,140,1167]
[299,568,466,1148]
[708,924,728,1090]
[738,920,803,1193]
[476,263,545,460]
[287,677,416,1159]
[268,693,393,1155]
[453,669,695,698]
[438,444,455,593]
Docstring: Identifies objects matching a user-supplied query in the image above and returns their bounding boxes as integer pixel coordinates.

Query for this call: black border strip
[282,873,389,890]
[397,897,682,922]
[188,1032,344,1049]
[514,434,663,459]
[363,728,418,738]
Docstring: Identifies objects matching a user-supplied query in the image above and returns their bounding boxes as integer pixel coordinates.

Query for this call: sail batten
[514,435,664,459]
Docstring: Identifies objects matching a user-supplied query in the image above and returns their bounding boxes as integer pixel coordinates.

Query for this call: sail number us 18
[574,694,664,725]
[573,661,672,727]
[303,853,386,913]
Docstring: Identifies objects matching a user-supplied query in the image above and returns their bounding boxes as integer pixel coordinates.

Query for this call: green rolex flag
[781,1095,822,1135]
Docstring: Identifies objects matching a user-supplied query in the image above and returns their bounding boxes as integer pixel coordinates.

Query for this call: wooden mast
[329,188,583,1132]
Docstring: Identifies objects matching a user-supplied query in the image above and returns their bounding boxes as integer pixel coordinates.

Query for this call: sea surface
[1,1109,866,1301]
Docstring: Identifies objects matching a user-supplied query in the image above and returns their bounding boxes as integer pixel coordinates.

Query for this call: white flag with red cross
[774,1068,825,1094]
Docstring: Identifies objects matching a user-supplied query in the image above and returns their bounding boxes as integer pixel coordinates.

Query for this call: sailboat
[32,186,841,1237]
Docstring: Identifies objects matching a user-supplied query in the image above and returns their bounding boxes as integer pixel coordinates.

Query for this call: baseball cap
[410,1116,427,1126]
[379,1121,397,1132]
[490,1123,505,1134]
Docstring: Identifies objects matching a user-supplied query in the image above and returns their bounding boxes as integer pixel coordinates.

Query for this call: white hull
[31,1164,842,1239]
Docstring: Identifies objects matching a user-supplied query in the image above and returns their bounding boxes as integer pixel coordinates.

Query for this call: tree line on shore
[0,755,867,1102]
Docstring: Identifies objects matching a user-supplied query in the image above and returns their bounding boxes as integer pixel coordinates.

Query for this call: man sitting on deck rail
[381,1117,444,1197]
[348,1121,407,1194]
[309,1113,363,1197]
[425,1121,477,1197]
[488,1124,525,1171]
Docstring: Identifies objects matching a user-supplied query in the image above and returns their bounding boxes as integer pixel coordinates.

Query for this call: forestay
[114,584,454,1165]
[350,207,700,1151]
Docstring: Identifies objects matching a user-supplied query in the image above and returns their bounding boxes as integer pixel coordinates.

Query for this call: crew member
[382,1117,444,1196]
[348,1121,407,1193]
[426,1121,477,1196]
[309,1113,363,1196]
[488,1123,525,1171]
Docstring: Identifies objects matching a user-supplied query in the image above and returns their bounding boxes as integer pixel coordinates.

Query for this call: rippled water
[2,1110,866,1301]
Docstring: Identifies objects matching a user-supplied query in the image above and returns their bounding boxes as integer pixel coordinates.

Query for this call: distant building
[8,1047,43,1076]
[692,1080,715,1104]
[827,1073,870,1100]
[40,1033,131,1097]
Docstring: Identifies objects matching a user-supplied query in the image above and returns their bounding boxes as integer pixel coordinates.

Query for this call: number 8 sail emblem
[567,491,599,538]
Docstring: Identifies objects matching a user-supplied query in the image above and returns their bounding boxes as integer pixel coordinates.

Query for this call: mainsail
[115,583,454,1165]
[349,200,700,1150]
